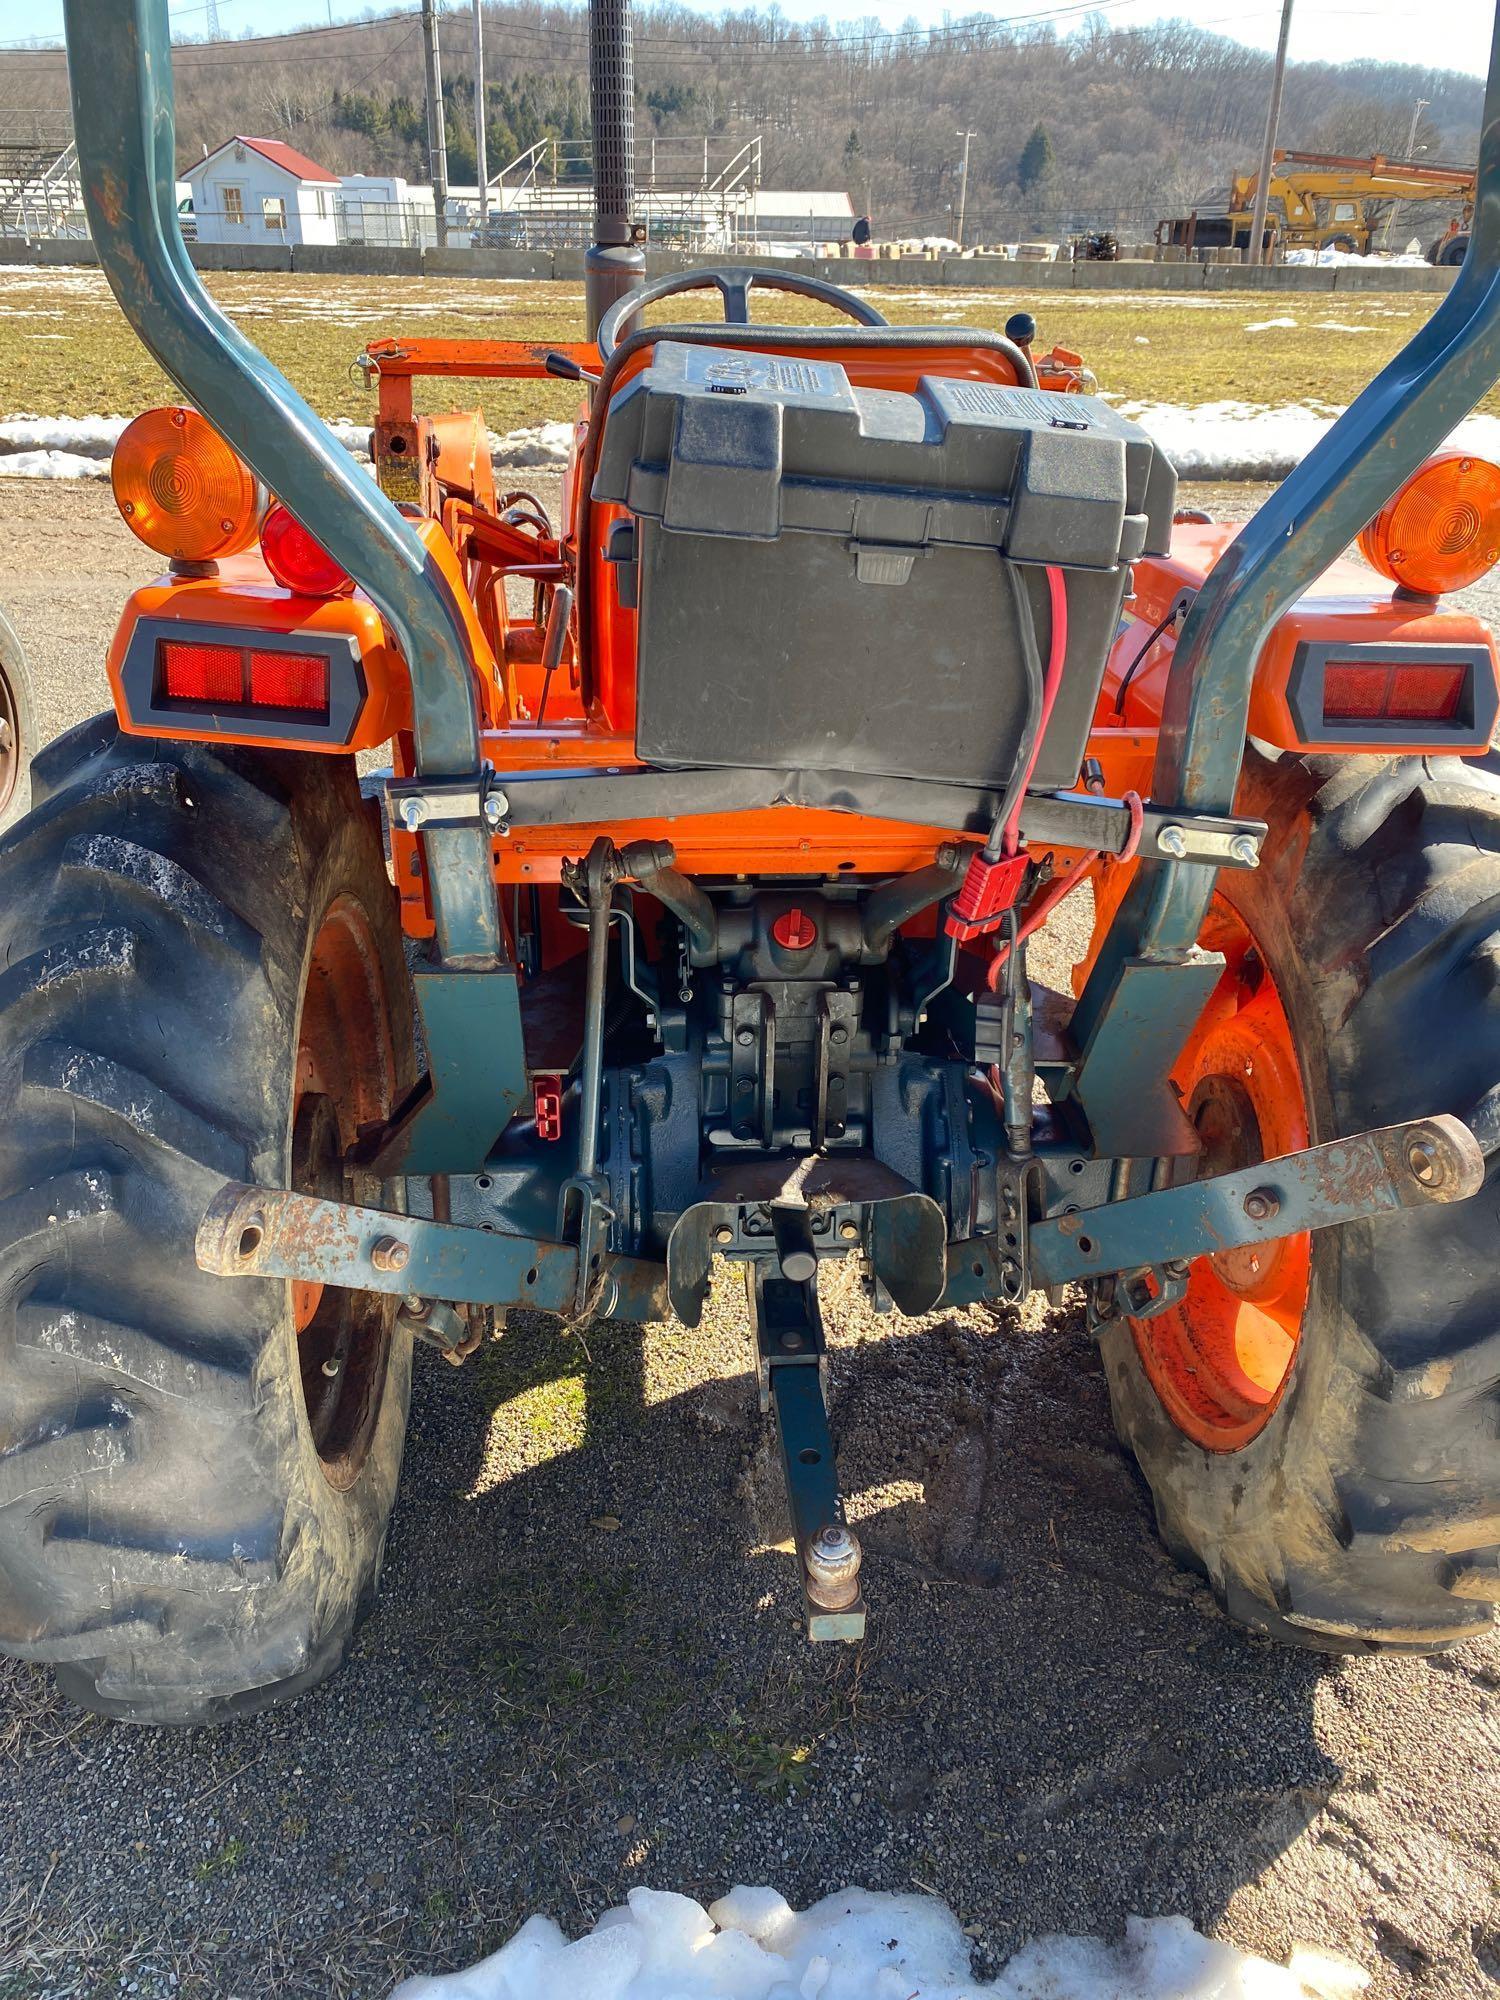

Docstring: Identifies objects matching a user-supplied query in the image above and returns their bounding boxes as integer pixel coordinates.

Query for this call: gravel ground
[0,480,1498,2000]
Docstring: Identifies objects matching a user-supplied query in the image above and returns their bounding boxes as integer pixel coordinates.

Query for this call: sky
[0,0,1492,77]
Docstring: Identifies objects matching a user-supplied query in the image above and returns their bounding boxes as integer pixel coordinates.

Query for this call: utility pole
[954,128,976,250]
[1248,0,1296,264]
[1248,0,1293,265]
[1381,95,1431,251]
[472,0,488,232]
[421,0,450,250]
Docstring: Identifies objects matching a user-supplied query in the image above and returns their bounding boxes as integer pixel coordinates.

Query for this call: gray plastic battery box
[591,340,1176,792]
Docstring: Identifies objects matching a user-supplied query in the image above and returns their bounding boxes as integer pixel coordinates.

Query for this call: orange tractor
[2,0,1499,1723]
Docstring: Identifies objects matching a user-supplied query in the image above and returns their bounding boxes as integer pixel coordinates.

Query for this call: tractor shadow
[355,1265,1344,1971]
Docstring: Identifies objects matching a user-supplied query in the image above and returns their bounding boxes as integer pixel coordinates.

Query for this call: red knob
[772,907,818,951]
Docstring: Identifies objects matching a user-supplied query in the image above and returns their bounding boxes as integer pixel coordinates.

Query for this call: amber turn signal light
[111,407,263,563]
[1359,451,1500,598]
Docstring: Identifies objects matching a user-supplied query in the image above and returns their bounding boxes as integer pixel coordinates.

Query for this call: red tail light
[1323,660,1467,724]
[260,504,354,598]
[158,638,330,719]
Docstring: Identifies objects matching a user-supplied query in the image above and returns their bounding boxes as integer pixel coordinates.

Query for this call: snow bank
[1116,398,1500,481]
[0,411,573,480]
[390,1884,1367,2000]
[0,413,130,458]
[1281,246,1431,268]
[1244,317,1297,332]
[6,400,1500,486]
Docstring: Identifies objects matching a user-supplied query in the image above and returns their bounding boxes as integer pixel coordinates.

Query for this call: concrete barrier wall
[189,242,292,272]
[0,234,1461,296]
[424,244,555,280]
[292,242,425,277]
[9,238,100,265]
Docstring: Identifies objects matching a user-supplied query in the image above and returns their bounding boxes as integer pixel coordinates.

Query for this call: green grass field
[0,265,1473,433]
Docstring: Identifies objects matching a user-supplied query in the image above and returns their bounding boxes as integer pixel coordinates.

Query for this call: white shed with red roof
[185,135,341,246]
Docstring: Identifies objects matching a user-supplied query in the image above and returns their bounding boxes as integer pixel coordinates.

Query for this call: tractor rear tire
[0,717,416,1721]
[0,606,36,833]
[1102,748,1500,1654]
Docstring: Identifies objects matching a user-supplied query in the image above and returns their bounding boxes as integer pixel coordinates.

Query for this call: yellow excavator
[1157,148,1476,263]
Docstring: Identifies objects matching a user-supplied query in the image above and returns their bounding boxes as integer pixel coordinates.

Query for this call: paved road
[0,480,1496,2000]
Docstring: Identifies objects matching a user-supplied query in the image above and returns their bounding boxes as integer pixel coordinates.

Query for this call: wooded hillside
[1,5,1484,241]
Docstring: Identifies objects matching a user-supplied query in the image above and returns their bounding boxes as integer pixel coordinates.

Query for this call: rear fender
[1096,530,1500,767]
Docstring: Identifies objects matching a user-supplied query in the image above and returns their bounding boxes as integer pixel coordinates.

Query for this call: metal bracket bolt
[1156,821,1262,868]
[1407,1134,1445,1188]
[1242,1187,1281,1222]
[370,1235,411,1273]
[392,780,509,834]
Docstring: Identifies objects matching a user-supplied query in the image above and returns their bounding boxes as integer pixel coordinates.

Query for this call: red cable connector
[533,1075,563,1141]
[945,850,1031,941]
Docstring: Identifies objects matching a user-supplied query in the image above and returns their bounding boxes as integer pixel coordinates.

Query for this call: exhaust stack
[585,0,645,337]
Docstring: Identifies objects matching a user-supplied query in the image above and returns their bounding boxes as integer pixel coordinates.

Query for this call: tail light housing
[116,619,369,744]
[1359,452,1500,598]
[1285,639,1497,751]
[111,407,264,563]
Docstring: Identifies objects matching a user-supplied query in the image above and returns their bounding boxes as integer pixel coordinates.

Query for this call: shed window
[315,189,329,219]
[263,196,288,232]
[222,185,244,225]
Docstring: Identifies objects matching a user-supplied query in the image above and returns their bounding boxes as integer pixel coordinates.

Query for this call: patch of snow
[0,448,112,480]
[491,419,575,466]
[1244,317,1298,332]
[1312,322,1375,334]
[389,1885,1368,2000]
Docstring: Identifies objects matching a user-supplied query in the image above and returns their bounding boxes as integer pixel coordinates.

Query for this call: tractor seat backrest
[591,339,1176,794]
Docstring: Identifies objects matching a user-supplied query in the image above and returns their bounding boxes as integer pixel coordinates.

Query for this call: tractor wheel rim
[1131,898,1312,1453]
[291,893,399,1489]
[0,662,19,819]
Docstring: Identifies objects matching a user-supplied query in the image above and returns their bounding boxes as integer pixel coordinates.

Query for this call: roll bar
[62,0,501,967]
